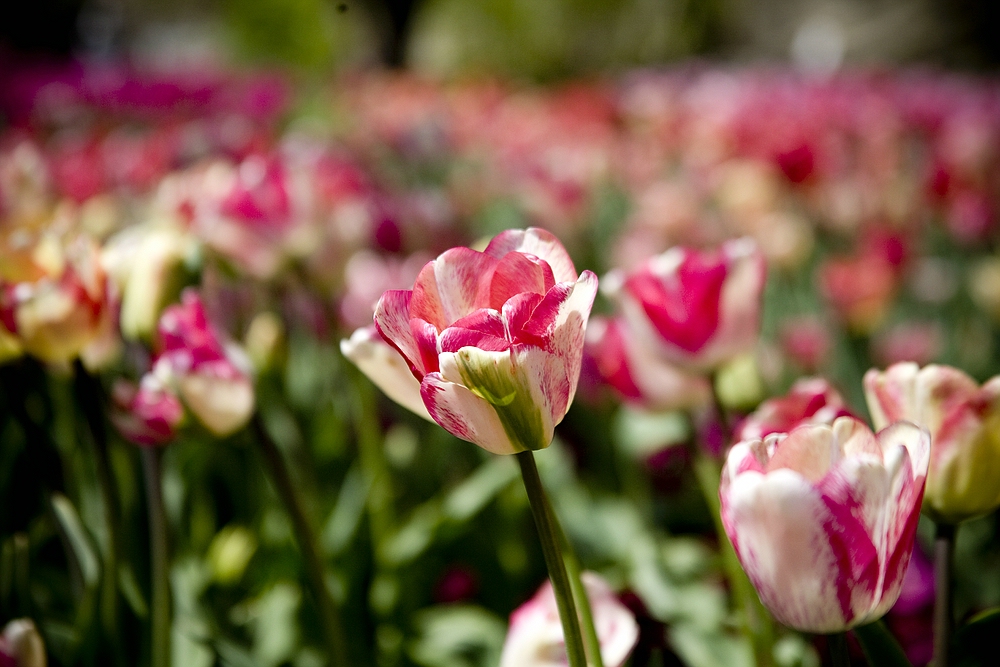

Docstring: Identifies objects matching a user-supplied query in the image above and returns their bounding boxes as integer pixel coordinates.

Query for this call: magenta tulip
[603,238,766,371]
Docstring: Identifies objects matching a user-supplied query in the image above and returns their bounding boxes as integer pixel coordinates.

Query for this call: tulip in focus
[499,572,639,667]
[0,619,46,667]
[603,238,766,372]
[364,227,598,454]
[720,417,929,633]
[865,362,1000,523]
[735,377,856,442]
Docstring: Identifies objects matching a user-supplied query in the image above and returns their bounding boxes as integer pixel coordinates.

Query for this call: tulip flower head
[112,290,255,444]
[735,377,856,443]
[865,362,1000,523]
[367,227,598,454]
[720,417,929,633]
[603,238,766,372]
[499,572,639,667]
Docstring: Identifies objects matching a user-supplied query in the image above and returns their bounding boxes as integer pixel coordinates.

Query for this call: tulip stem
[141,447,171,667]
[516,451,588,667]
[829,633,850,667]
[853,620,913,667]
[692,453,774,667]
[72,361,124,666]
[543,492,604,667]
[934,522,956,667]
[254,414,350,667]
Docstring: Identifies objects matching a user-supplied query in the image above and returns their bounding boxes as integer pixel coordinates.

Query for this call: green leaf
[321,465,371,556]
[953,607,1000,667]
[408,605,507,667]
[50,493,100,589]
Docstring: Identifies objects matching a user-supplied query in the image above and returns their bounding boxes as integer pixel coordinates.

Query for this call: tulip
[602,238,766,372]
[720,416,929,633]
[368,227,598,454]
[0,233,117,366]
[734,377,856,443]
[499,572,639,667]
[110,377,185,447]
[150,290,255,438]
[585,315,710,411]
[864,362,1000,523]
[0,619,46,667]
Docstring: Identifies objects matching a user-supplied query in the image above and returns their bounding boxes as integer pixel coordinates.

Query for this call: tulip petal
[411,247,496,329]
[374,289,426,377]
[489,251,556,310]
[484,227,578,283]
[341,327,432,421]
[723,468,849,633]
[420,371,519,455]
[439,309,509,354]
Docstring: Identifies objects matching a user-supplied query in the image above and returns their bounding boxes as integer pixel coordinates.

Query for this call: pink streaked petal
[531,271,598,408]
[420,372,520,455]
[484,227,578,283]
[863,363,920,430]
[834,417,884,461]
[408,317,441,375]
[411,248,497,329]
[373,289,425,378]
[501,292,544,343]
[489,251,555,310]
[766,425,837,482]
[722,468,848,633]
[439,320,511,354]
[511,343,569,429]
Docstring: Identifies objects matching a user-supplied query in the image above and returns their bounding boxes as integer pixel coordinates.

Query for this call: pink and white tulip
[720,416,929,633]
[368,227,598,454]
[734,377,856,443]
[864,362,1000,523]
[586,315,711,411]
[110,377,185,447]
[145,290,255,438]
[499,572,639,667]
[603,238,766,371]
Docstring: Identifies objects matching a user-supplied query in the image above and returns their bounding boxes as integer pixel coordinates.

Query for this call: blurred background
[2,0,999,78]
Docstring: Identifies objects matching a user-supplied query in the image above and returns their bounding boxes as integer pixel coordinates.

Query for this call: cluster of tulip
[1,60,1000,667]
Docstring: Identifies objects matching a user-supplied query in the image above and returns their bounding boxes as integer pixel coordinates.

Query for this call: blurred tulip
[0,619,46,667]
[110,376,185,447]
[585,316,710,411]
[152,290,255,437]
[720,417,929,633]
[368,227,597,454]
[0,233,117,366]
[865,362,1000,523]
[735,377,856,443]
[500,572,639,667]
[818,252,898,335]
[604,238,766,371]
[102,221,198,341]
[870,322,943,367]
[778,316,832,372]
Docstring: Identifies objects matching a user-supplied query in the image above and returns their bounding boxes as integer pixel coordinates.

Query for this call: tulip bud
[0,619,46,667]
[364,228,598,455]
[864,362,1000,523]
[500,572,639,667]
[603,238,766,372]
[720,417,929,633]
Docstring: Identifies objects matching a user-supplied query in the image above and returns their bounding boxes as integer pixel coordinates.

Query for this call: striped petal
[374,289,425,377]
[484,227,578,283]
[411,247,497,329]
[420,371,519,455]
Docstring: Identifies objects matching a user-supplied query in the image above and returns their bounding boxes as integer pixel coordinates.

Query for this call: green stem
[73,362,124,666]
[934,522,956,667]
[515,451,587,667]
[141,448,171,667]
[828,633,850,667]
[254,414,350,667]
[853,620,913,667]
[692,453,774,667]
[348,367,395,551]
